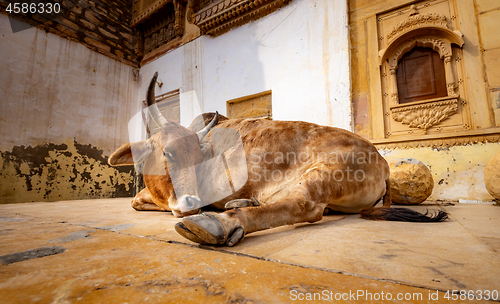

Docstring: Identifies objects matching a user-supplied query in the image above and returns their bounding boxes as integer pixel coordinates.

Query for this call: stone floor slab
[0,213,471,304]
[1,199,499,303]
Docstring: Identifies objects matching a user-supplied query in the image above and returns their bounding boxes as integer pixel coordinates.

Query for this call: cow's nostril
[186,197,194,209]
[178,195,202,213]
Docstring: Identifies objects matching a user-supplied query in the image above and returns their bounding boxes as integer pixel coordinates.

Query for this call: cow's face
[110,125,205,217]
[109,72,219,217]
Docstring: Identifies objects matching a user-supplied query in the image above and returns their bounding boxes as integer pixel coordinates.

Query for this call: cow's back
[201,117,389,212]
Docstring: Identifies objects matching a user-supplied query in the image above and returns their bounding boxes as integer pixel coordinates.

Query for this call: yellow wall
[382,143,500,201]
[349,0,500,201]
[477,0,500,125]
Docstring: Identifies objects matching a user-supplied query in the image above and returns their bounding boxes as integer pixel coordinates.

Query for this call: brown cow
[109,73,447,247]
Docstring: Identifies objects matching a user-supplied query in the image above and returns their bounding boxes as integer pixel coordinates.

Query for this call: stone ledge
[372,127,500,149]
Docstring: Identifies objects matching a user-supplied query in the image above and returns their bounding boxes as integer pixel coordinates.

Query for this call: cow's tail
[360,179,448,222]
[360,206,449,222]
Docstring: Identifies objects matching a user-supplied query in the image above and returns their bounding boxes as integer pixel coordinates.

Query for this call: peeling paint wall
[381,143,500,202]
[0,139,133,203]
[0,14,138,203]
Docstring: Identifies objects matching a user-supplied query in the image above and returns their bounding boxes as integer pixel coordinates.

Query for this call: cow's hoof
[175,212,245,246]
[174,222,209,245]
[227,227,244,247]
[176,212,225,244]
[224,197,261,209]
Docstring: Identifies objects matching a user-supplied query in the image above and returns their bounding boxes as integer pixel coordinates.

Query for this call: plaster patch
[96,223,135,232]
[0,138,134,204]
[49,230,95,243]
[0,246,66,265]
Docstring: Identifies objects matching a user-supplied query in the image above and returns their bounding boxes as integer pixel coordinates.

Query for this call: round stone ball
[389,158,434,205]
[485,152,500,200]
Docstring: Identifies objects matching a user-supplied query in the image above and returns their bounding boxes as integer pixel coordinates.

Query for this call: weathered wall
[0,0,137,66]
[0,14,138,203]
[381,143,500,201]
[137,0,351,130]
[477,0,500,125]
[350,0,499,134]
[349,0,500,201]
[0,139,134,203]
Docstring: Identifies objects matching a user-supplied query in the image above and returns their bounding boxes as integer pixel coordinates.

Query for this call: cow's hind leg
[176,175,329,246]
[382,178,392,208]
[131,188,166,211]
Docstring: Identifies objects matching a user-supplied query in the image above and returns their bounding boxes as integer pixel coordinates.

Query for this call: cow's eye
[164,151,175,162]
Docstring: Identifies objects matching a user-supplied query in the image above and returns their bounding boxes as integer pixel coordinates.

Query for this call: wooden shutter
[396,47,447,104]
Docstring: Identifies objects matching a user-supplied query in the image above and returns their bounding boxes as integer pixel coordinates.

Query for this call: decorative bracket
[173,0,187,37]
[390,97,459,133]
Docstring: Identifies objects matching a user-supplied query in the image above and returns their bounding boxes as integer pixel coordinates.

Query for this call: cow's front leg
[175,194,327,246]
[131,188,166,211]
[176,172,332,246]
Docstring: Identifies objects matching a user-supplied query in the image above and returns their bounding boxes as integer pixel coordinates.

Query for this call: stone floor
[0,198,499,303]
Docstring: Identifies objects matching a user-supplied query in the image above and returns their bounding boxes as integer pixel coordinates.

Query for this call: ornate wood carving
[144,5,178,55]
[386,7,448,43]
[389,36,452,70]
[174,0,187,37]
[132,0,188,60]
[376,3,467,135]
[133,0,171,26]
[191,0,292,36]
[390,97,458,133]
[133,28,145,60]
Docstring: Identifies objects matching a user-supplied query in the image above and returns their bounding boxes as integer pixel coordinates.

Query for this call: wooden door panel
[397,47,447,104]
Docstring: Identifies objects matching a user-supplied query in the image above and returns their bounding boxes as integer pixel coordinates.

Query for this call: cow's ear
[109,143,134,166]
[109,141,151,166]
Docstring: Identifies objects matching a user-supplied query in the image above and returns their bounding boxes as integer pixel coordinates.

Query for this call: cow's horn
[196,111,219,141]
[146,72,169,129]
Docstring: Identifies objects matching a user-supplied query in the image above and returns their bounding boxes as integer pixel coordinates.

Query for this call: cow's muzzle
[172,195,203,217]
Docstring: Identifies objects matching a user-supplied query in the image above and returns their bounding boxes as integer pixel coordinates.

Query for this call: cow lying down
[109,73,447,247]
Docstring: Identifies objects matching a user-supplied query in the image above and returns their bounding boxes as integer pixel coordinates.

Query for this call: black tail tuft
[360,207,448,222]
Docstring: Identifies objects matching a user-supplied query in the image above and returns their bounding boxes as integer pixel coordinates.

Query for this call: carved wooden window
[131,0,293,62]
[132,0,187,61]
[377,2,468,137]
[227,91,272,119]
[396,47,447,104]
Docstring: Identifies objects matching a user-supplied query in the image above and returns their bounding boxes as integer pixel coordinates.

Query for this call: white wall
[139,0,351,129]
[0,13,138,155]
